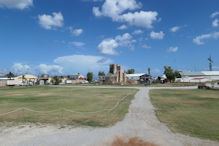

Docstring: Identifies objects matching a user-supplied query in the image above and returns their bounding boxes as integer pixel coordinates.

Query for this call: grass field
[0,86,138,127]
[150,89,219,141]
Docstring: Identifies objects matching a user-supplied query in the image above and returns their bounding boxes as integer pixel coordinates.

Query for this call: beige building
[14,74,38,85]
[104,64,126,85]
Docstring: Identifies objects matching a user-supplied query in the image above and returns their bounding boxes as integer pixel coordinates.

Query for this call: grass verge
[150,89,219,141]
[0,86,138,127]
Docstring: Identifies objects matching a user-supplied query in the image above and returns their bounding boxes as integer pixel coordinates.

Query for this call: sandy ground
[0,86,219,146]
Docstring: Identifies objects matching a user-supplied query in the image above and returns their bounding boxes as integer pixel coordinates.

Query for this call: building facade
[178,71,219,83]
[104,64,126,85]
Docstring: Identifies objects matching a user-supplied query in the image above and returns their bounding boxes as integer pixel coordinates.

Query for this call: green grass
[150,89,219,141]
[0,86,138,127]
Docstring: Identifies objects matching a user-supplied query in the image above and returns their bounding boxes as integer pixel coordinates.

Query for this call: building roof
[202,71,219,76]
[15,74,37,80]
[181,71,205,76]
[126,73,145,77]
[181,71,219,76]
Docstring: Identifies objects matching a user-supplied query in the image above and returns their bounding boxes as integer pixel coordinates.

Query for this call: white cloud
[0,0,33,10]
[211,11,219,18]
[98,38,119,55]
[38,12,64,30]
[132,29,143,35]
[168,46,178,53]
[119,11,158,28]
[11,63,63,75]
[12,63,31,75]
[117,24,127,30]
[170,26,180,32]
[54,55,112,75]
[93,0,158,28]
[69,27,83,36]
[98,33,135,55]
[193,32,219,45]
[37,64,63,75]
[70,41,85,47]
[115,33,135,49]
[212,19,219,27]
[150,31,165,40]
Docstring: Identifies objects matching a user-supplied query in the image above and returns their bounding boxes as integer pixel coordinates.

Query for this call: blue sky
[0,0,219,76]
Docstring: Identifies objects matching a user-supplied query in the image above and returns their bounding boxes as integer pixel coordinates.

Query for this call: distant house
[178,71,219,83]
[68,73,85,80]
[14,74,38,85]
[38,74,49,85]
[65,73,87,84]
[0,76,8,87]
[126,73,145,81]
[126,73,152,84]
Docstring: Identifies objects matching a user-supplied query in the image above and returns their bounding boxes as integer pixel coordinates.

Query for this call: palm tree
[6,72,15,80]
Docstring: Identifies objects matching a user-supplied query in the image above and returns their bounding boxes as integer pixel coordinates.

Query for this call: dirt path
[0,87,218,146]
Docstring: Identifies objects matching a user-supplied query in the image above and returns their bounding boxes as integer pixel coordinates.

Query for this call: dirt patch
[111,137,158,146]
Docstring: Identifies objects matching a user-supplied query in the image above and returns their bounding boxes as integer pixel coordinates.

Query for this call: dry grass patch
[111,137,157,146]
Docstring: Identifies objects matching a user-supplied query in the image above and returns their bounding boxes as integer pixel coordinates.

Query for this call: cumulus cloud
[98,39,119,55]
[69,27,83,36]
[193,32,219,45]
[70,41,85,47]
[170,26,180,32]
[168,46,178,53]
[36,64,63,75]
[54,55,112,74]
[11,63,31,75]
[212,19,219,27]
[11,63,63,75]
[38,12,64,30]
[132,29,143,35]
[115,33,136,49]
[211,11,219,18]
[117,24,127,30]
[93,0,158,28]
[0,0,33,10]
[150,31,165,40]
[98,33,135,55]
[9,55,112,75]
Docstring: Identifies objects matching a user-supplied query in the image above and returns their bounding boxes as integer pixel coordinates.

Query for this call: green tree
[127,69,135,74]
[6,72,15,80]
[52,76,61,85]
[87,72,93,83]
[164,66,176,82]
[98,71,105,76]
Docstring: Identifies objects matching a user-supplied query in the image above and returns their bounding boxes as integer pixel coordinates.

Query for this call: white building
[179,71,219,83]
[126,73,145,81]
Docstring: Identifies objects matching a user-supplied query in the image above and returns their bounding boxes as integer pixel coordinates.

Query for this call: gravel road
[0,86,218,146]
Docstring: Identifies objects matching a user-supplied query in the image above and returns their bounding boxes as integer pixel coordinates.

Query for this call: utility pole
[208,56,213,71]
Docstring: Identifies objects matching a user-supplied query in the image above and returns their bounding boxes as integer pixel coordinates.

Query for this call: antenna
[208,56,213,71]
